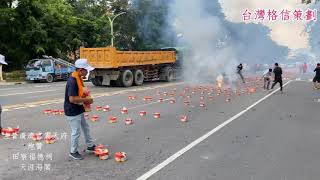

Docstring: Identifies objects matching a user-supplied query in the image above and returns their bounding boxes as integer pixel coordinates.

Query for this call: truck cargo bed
[80,47,176,69]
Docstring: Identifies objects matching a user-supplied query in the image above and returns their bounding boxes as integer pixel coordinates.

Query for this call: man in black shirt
[64,59,95,160]
[313,63,320,89]
[237,63,245,83]
[271,63,283,92]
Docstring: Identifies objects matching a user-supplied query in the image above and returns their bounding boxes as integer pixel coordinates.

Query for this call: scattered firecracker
[96,106,103,111]
[31,133,43,141]
[91,115,99,122]
[121,107,128,114]
[44,135,56,144]
[109,116,117,123]
[180,115,188,122]
[114,152,127,162]
[124,118,134,125]
[154,113,161,119]
[139,111,147,117]
[103,105,110,112]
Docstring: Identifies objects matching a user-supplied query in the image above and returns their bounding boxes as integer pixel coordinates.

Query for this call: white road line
[34,85,50,88]
[0,82,67,91]
[3,82,184,111]
[27,104,36,107]
[295,80,312,82]
[0,86,46,92]
[0,87,24,91]
[25,92,64,99]
[13,107,26,110]
[0,89,58,97]
[136,80,293,180]
[39,83,69,87]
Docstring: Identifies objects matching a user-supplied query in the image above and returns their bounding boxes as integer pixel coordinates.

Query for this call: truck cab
[25,57,75,83]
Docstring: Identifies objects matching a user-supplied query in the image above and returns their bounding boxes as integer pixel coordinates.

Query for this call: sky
[218,0,311,50]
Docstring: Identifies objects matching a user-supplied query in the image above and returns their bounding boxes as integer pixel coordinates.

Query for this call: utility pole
[107,12,126,47]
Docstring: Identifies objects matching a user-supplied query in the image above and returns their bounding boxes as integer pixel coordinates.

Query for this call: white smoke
[308,2,320,62]
[168,0,288,84]
[169,0,238,84]
[132,0,290,85]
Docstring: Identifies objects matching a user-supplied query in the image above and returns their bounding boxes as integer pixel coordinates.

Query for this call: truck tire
[133,69,144,86]
[46,74,54,83]
[161,67,174,82]
[91,76,103,86]
[120,69,133,87]
[62,73,69,80]
[91,78,97,86]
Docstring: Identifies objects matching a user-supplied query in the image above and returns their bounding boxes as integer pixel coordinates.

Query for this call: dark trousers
[313,76,320,83]
[238,72,245,83]
[263,77,270,90]
[271,78,283,91]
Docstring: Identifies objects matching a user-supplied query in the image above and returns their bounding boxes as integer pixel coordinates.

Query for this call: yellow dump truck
[80,47,181,87]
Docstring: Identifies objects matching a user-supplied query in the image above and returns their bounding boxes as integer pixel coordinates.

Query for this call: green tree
[0,0,172,71]
[129,0,175,50]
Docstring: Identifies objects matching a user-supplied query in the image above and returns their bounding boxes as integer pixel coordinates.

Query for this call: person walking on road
[64,59,95,160]
[271,63,283,93]
[237,63,245,83]
[262,68,272,90]
[313,63,320,89]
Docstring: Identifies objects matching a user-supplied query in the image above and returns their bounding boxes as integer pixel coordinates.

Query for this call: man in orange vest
[64,59,95,160]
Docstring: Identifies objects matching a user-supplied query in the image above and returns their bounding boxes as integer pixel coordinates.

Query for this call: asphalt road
[1,74,320,180]
[0,81,178,106]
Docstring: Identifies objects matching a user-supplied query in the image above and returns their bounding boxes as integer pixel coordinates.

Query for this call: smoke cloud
[308,2,320,63]
[133,0,290,84]
[169,0,289,83]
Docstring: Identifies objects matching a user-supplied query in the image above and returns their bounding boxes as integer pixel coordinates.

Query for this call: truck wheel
[46,74,54,83]
[91,76,103,86]
[91,78,97,86]
[133,69,144,86]
[161,67,174,82]
[120,69,133,87]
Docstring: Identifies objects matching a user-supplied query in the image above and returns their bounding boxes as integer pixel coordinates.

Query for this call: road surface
[1,76,320,180]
